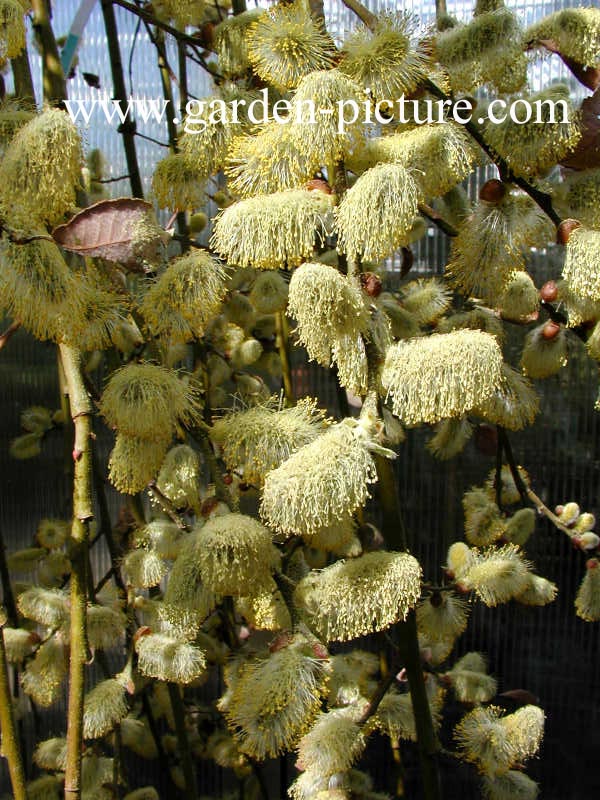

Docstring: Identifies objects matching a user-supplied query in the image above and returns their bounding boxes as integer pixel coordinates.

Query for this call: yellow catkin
[0,107,82,227]
[219,634,330,760]
[382,330,503,425]
[340,12,430,98]
[260,419,379,537]
[335,162,421,262]
[211,189,333,269]
[247,1,334,90]
[294,550,422,641]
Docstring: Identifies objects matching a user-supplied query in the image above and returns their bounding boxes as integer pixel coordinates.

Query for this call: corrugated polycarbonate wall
[1,2,599,798]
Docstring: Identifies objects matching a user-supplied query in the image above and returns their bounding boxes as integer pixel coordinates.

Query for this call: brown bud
[542,320,561,340]
[479,179,506,204]
[540,280,558,302]
[556,218,581,245]
[305,178,332,194]
[360,271,382,298]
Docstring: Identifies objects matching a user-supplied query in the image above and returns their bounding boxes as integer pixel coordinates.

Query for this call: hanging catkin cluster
[382,329,504,425]
[211,397,329,486]
[211,189,333,269]
[260,419,379,537]
[219,634,330,760]
[294,551,422,641]
[100,363,200,493]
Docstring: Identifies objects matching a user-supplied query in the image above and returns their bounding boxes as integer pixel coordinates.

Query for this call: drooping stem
[375,456,442,800]
[0,626,26,800]
[498,428,575,537]
[100,0,144,198]
[275,311,295,405]
[340,0,377,31]
[154,27,189,246]
[395,612,442,800]
[232,0,247,14]
[31,0,67,104]
[59,345,94,800]
[10,50,35,104]
[167,682,199,800]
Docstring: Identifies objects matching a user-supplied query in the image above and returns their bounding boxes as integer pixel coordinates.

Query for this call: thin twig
[340,0,377,30]
[419,202,458,238]
[147,481,191,532]
[498,428,575,537]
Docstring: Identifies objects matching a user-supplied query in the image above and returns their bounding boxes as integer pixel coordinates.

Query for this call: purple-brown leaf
[560,88,600,171]
[52,198,169,270]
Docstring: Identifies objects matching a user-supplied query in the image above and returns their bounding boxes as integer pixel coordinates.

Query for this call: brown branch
[498,427,575,537]
[419,203,458,238]
[340,0,377,31]
[358,667,398,726]
[425,80,562,228]
[147,481,191,532]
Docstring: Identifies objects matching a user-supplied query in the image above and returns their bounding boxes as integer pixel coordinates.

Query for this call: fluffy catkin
[219,634,330,759]
[335,163,421,262]
[195,513,281,596]
[140,249,227,343]
[211,397,329,486]
[340,12,430,98]
[260,419,379,537]
[247,1,334,90]
[0,107,82,227]
[382,330,503,425]
[211,189,333,269]
[294,550,422,641]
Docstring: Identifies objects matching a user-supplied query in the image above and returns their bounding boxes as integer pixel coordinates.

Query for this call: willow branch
[0,529,18,626]
[498,428,575,537]
[0,626,26,800]
[167,683,199,800]
[275,312,295,405]
[59,345,94,800]
[101,0,144,198]
[425,80,562,227]
[31,0,67,104]
[418,203,458,238]
[10,50,35,104]
[0,321,21,352]
[340,0,377,31]
[147,481,191,532]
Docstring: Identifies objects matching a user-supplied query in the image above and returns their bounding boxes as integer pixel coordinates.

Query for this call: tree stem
[275,312,295,406]
[100,0,144,198]
[10,50,35,104]
[375,456,442,800]
[167,682,199,800]
[31,0,67,104]
[0,627,26,800]
[59,345,94,800]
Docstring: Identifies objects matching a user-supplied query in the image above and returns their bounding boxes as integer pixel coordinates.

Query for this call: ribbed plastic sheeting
[1,1,599,798]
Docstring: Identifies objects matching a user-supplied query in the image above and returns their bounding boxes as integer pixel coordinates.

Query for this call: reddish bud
[72,448,82,461]
[479,179,507,204]
[305,178,332,194]
[540,280,558,302]
[133,626,152,643]
[200,497,219,517]
[586,558,599,570]
[360,271,382,298]
[269,632,293,653]
[542,320,561,340]
[223,473,233,485]
[556,218,581,245]
[311,642,329,660]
